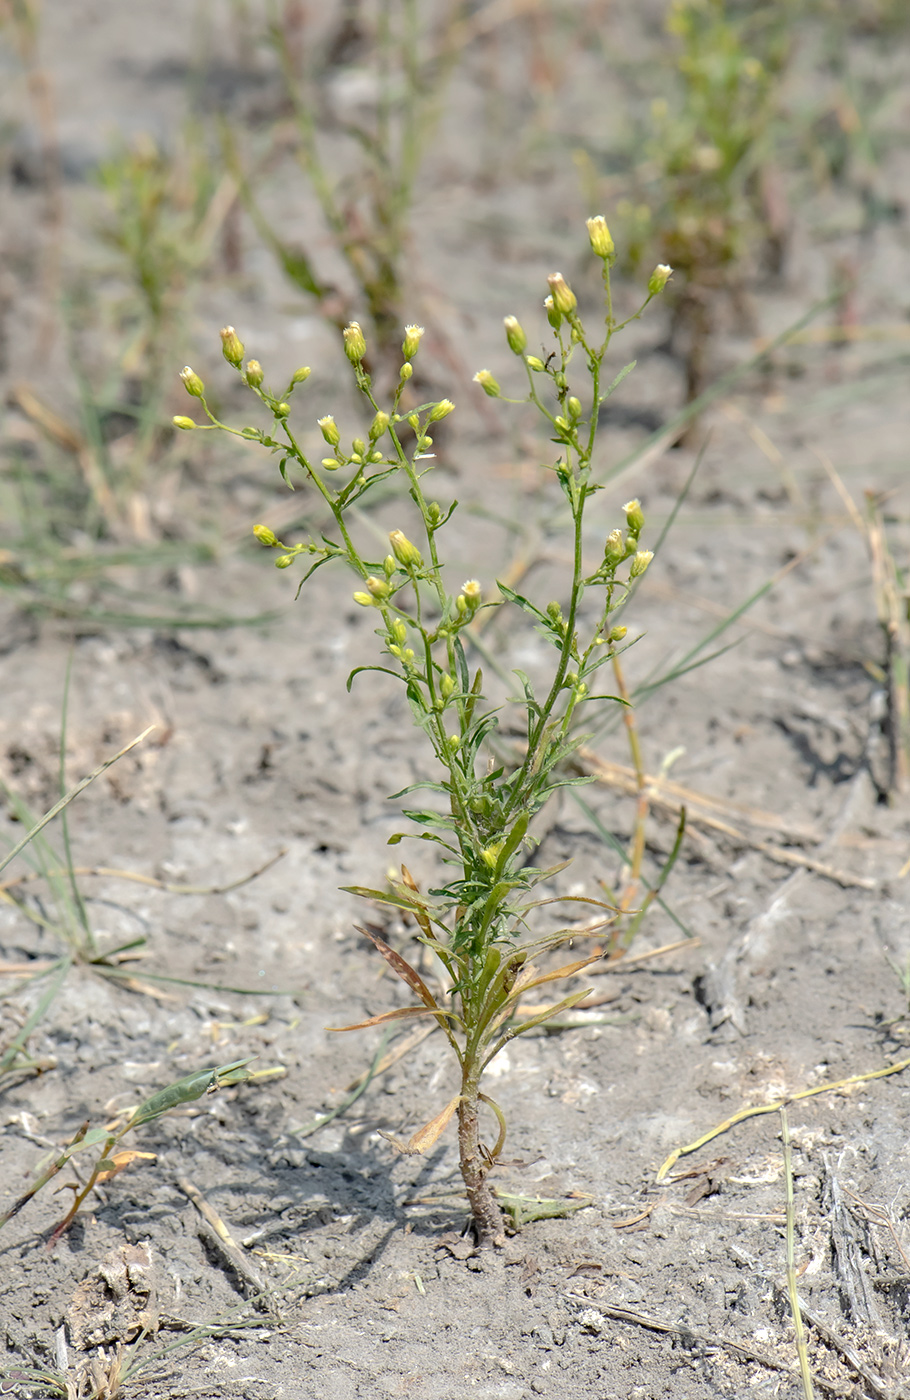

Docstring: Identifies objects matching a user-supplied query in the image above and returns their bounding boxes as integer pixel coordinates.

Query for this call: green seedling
[0,1059,254,1243]
[176,223,673,1242]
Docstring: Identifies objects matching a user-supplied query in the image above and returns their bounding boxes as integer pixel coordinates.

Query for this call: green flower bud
[352,438,367,457]
[353,591,374,606]
[402,324,424,359]
[366,575,390,600]
[586,215,615,261]
[321,458,340,470]
[427,502,442,525]
[343,321,367,364]
[241,426,261,439]
[220,326,244,367]
[440,673,455,699]
[458,579,481,614]
[275,402,290,418]
[623,498,645,536]
[245,360,264,387]
[547,273,577,316]
[544,295,561,331]
[179,366,205,398]
[399,362,414,382]
[448,735,459,751]
[629,549,653,578]
[526,356,546,372]
[647,264,673,295]
[473,369,501,398]
[428,398,455,423]
[481,843,502,870]
[290,366,311,385]
[608,625,627,642]
[389,529,422,570]
[504,316,527,355]
[369,410,390,441]
[567,397,583,420]
[276,555,294,568]
[604,528,625,565]
[253,524,279,547]
[318,415,340,447]
[384,555,397,577]
[172,415,197,430]
[391,619,407,644]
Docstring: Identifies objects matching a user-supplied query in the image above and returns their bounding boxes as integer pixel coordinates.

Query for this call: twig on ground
[176,1177,273,1314]
[562,1295,848,1394]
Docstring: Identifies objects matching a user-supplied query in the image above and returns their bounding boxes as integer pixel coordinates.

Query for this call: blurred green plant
[613,0,789,429]
[223,0,461,384]
[0,1057,254,1242]
[175,222,678,1242]
[87,128,224,501]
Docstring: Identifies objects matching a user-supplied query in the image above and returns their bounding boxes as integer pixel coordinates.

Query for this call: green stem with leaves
[174,223,674,1242]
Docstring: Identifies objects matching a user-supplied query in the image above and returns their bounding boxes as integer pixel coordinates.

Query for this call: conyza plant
[174,221,672,1243]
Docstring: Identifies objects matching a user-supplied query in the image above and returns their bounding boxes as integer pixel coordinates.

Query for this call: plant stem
[457,1067,504,1244]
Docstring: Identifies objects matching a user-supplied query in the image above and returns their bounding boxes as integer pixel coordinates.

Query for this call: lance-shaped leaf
[353,924,440,1010]
[95,1150,157,1184]
[503,951,603,1005]
[482,987,595,1070]
[128,1057,255,1128]
[382,1095,462,1155]
[328,1004,452,1032]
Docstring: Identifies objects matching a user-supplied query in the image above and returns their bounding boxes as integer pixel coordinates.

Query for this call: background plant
[0,1057,254,1242]
[606,0,789,430]
[174,223,673,1242]
[223,0,463,387]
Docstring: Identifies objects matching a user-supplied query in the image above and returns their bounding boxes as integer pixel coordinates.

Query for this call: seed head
[473,369,501,399]
[503,316,527,355]
[179,366,205,398]
[586,215,615,261]
[402,325,424,360]
[343,321,367,364]
[547,273,577,317]
[318,415,341,447]
[623,499,645,536]
[647,264,673,295]
[220,326,244,367]
[603,529,625,566]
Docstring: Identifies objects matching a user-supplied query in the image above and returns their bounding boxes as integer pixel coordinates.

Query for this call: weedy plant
[174,220,673,1242]
[223,0,462,384]
[614,0,788,430]
[0,1058,254,1244]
